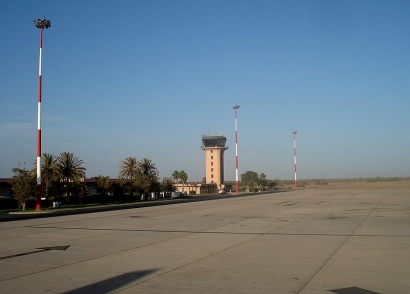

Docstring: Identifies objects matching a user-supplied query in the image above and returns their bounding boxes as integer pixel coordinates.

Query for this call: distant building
[173,182,219,195]
[0,178,12,196]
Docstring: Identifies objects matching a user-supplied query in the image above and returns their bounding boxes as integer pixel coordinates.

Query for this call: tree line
[11,152,86,210]
[7,155,287,210]
[8,153,185,210]
[240,171,278,192]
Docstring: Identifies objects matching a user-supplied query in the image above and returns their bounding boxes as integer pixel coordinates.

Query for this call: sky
[1,0,409,181]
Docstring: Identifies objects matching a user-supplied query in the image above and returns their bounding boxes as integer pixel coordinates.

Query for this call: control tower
[201,135,228,190]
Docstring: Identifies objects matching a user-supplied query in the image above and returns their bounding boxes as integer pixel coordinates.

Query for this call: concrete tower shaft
[201,135,228,190]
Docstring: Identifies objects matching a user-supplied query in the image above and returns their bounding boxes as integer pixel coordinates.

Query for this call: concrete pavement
[0,189,409,293]
[0,192,268,222]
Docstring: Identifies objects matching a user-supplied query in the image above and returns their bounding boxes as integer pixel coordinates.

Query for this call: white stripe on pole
[233,105,240,193]
[38,48,42,75]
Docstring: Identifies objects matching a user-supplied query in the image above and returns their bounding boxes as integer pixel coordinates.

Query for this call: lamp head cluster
[232,105,240,110]
[293,131,297,135]
[33,17,51,29]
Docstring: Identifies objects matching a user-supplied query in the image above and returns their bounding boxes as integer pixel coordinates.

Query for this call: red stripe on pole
[36,24,45,211]
[37,130,41,157]
[39,28,43,48]
[35,184,41,210]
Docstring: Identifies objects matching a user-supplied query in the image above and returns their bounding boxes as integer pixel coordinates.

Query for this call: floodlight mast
[293,131,297,189]
[233,105,240,194]
[33,17,51,210]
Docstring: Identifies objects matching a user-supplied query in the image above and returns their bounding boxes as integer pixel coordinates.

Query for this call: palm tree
[56,152,86,204]
[118,157,138,196]
[172,170,180,184]
[138,158,158,178]
[57,152,86,181]
[137,158,159,200]
[179,170,188,193]
[40,153,59,200]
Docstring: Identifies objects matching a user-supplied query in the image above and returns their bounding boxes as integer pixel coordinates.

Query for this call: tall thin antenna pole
[233,105,240,194]
[33,17,51,210]
[293,131,297,189]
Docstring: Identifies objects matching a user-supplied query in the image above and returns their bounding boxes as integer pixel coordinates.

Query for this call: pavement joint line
[1,197,267,227]
[16,225,410,237]
[110,222,281,293]
[0,191,290,222]
[296,193,387,294]
[0,228,194,283]
[8,194,383,242]
[21,198,330,234]
[2,203,274,281]
[18,198,309,232]
[115,193,371,292]
[108,192,375,292]
[0,197,318,285]
[2,190,407,293]
[0,205,283,280]
[0,266,61,283]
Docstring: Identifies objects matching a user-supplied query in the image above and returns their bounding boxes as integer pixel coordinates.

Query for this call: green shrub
[81,194,104,204]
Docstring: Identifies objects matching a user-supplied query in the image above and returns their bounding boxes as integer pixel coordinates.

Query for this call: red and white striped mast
[233,105,240,194]
[293,131,297,189]
[33,17,51,210]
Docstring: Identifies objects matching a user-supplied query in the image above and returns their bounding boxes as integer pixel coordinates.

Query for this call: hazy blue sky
[1,0,409,181]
